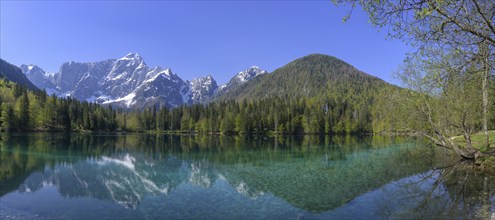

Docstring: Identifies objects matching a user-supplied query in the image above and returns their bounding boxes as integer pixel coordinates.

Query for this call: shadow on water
[0,133,493,219]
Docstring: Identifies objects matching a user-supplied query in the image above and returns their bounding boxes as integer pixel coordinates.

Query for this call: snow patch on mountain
[235,66,266,83]
[212,66,267,100]
[118,53,142,61]
[103,92,136,107]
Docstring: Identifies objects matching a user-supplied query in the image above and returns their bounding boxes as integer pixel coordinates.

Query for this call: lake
[1,133,494,219]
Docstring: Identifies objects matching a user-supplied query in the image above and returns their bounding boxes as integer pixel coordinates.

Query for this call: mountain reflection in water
[0,133,493,219]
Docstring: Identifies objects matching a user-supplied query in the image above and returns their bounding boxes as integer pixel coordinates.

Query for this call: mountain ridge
[15,53,396,109]
[19,53,265,108]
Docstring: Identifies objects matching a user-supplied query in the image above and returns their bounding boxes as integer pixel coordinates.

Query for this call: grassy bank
[451,130,494,152]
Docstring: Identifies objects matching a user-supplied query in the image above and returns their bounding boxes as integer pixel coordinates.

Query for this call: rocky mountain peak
[20,64,39,72]
[19,64,57,91]
[188,74,218,104]
[234,66,267,83]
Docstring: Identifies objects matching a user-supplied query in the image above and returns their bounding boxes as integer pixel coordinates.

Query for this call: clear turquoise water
[0,133,493,219]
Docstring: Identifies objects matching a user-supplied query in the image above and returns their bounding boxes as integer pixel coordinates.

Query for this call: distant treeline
[0,78,395,134]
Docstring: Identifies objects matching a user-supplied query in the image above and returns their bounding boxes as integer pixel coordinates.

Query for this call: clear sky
[0,1,410,85]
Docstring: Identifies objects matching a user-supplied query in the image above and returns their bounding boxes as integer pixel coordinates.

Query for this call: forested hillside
[0,76,392,133]
[213,54,394,101]
[210,54,403,133]
[0,53,402,134]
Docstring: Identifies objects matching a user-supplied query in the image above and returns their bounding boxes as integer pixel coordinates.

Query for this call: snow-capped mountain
[213,66,267,99]
[20,53,265,108]
[20,53,190,108]
[188,75,218,104]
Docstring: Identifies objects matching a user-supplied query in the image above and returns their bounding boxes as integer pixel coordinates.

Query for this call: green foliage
[121,92,399,134]
[0,79,117,132]
[335,0,495,159]
[180,54,402,134]
[16,92,30,130]
[215,54,390,101]
[0,52,440,135]
[1,103,15,131]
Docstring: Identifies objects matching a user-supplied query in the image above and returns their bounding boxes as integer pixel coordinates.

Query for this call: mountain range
[2,53,395,110]
[18,53,266,108]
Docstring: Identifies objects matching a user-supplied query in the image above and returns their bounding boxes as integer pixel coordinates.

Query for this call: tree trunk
[481,42,490,148]
[450,139,479,160]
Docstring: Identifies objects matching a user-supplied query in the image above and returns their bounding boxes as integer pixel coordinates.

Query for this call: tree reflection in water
[369,160,495,219]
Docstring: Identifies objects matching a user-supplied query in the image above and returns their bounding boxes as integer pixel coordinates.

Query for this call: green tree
[336,0,495,158]
[16,92,30,130]
[393,54,486,158]
[1,103,15,131]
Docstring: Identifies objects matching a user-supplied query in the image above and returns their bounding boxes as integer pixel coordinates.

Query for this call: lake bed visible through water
[1,133,493,219]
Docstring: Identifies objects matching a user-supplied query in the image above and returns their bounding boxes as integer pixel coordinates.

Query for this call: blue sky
[0,1,410,85]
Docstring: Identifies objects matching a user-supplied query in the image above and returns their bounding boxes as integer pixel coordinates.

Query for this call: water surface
[1,133,493,219]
